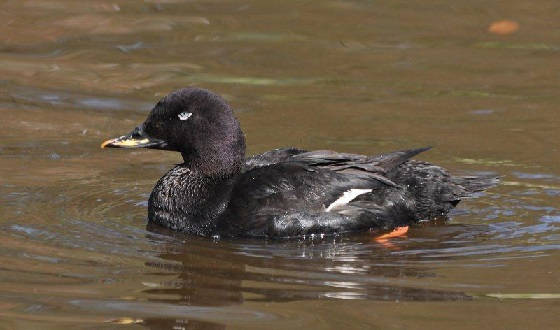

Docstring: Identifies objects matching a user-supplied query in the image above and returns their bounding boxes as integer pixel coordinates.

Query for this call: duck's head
[102,88,246,176]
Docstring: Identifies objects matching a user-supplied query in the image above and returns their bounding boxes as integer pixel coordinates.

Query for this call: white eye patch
[178,112,192,121]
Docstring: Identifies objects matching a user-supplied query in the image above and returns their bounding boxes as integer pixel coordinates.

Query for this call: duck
[101,87,498,238]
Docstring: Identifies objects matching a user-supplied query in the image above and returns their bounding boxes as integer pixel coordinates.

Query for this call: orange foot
[375,226,409,240]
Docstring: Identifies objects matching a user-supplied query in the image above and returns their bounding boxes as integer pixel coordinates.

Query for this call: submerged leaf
[488,20,519,35]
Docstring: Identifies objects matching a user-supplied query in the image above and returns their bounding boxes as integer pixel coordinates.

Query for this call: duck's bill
[101,132,166,149]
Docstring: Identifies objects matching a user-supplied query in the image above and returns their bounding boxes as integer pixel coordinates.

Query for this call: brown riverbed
[1,0,560,329]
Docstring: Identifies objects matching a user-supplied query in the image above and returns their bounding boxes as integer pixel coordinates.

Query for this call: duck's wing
[245,147,431,183]
[293,146,431,171]
[286,146,432,187]
[219,161,412,238]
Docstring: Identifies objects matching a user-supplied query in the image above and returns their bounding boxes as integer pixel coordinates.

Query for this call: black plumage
[102,88,498,238]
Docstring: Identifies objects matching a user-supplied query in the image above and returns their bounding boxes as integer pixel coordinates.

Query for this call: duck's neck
[180,147,243,178]
[180,118,246,177]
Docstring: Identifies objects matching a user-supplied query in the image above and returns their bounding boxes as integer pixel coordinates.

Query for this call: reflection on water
[1,0,560,329]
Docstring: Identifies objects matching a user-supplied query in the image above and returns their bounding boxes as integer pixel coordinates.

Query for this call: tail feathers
[371,147,432,172]
[453,175,500,194]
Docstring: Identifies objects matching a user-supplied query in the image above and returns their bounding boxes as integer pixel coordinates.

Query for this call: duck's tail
[386,160,499,221]
[453,174,500,195]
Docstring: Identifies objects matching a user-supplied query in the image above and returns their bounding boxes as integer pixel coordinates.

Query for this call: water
[1,0,560,328]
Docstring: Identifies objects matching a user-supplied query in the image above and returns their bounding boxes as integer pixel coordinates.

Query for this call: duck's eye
[178,112,192,121]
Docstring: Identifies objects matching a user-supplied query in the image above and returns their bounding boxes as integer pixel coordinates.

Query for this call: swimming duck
[101,88,497,238]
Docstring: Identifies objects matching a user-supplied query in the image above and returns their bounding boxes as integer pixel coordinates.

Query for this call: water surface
[1,0,560,329]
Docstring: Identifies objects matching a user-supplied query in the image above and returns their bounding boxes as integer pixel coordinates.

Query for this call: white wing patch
[326,189,372,212]
[178,112,192,120]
